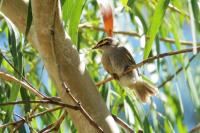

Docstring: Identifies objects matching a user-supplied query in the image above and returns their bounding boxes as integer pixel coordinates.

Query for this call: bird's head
[92,37,116,50]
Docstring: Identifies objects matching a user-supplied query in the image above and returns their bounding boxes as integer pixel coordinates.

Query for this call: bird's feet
[111,73,119,80]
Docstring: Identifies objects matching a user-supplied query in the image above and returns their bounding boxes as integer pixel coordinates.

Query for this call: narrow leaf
[25,0,32,39]
[155,35,160,71]
[186,68,200,107]
[144,0,170,59]
[68,0,86,44]
[191,0,200,30]
[62,0,73,24]
[188,0,198,54]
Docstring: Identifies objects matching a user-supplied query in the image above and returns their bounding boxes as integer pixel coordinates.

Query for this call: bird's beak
[92,45,98,49]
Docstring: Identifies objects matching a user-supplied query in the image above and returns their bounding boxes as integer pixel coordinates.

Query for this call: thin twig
[0,53,63,108]
[0,53,60,104]
[62,83,104,133]
[0,99,79,110]
[51,111,67,131]
[12,104,41,132]
[158,55,196,88]
[38,123,54,133]
[0,66,67,109]
[79,23,198,46]
[0,106,63,129]
[0,71,44,98]
[96,46,200,86]
[0,52,47,98]
[38,111,67,133]
[112,115,135,133]
[168,4,189,18]
[12,113,37,133]
[189,123,200,133]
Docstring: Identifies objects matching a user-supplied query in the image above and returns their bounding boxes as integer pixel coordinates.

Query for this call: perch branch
[96,46,200,86]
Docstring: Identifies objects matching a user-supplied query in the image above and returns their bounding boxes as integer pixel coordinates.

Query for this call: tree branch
[79,23,198,46]
[112,115,135,133]
[12,104,42,132]
[96,46,200,86]
[0,106,63,129]
[13,113,37,133]
[0,71,44,98]
[168,4,189,18]
[189,123,200,133]
[0,52,45,98]
[1,0,119,132]
[0,99,79,110]
[158,55,196,88]
[38,111,67,133]
[62,83,104,132]
[0,55,103,132]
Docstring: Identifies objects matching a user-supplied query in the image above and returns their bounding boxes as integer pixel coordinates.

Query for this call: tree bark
[1,0,119,132]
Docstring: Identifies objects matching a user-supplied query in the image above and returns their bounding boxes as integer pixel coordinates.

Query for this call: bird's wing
[119,47,136,65]
[119,47,140,74]
[101,54,113,74]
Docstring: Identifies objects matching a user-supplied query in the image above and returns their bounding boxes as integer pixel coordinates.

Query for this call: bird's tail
[130,80,158,102]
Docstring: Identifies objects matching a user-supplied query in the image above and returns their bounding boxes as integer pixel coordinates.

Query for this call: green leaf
[164,119,175,133]
[170,13,186,68]
[8,30,18,67]
[177,117,187,133]
[186,68,200,107]
[189,0,198,53]
[175,83,184,114]
[112,97,122,115]
[191,0,200,31]
[0,52,2,66]
[62,0,74,23]
[120,0,128,6]
[143,117,152,133]
[144,0,170,59]
[3,17,22,125]
[69,0,85,44]
[120,0,130,11]
[134,7,148,33]
[20,87,31,113]
[126,96,143,126]
[127,0,135,7]
[25,0,32,39]
[124,99,135,125]
[155,35,160,71]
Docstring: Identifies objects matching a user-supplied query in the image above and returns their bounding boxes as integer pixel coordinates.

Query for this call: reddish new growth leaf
[97,0,113,37]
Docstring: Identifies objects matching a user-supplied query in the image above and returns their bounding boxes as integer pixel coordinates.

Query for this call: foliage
[0,0,200,132]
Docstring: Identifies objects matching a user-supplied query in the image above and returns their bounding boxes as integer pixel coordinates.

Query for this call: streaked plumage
[93,37,158,102]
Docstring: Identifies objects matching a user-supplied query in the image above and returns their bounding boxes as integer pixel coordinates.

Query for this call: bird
[92,37,158,102]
